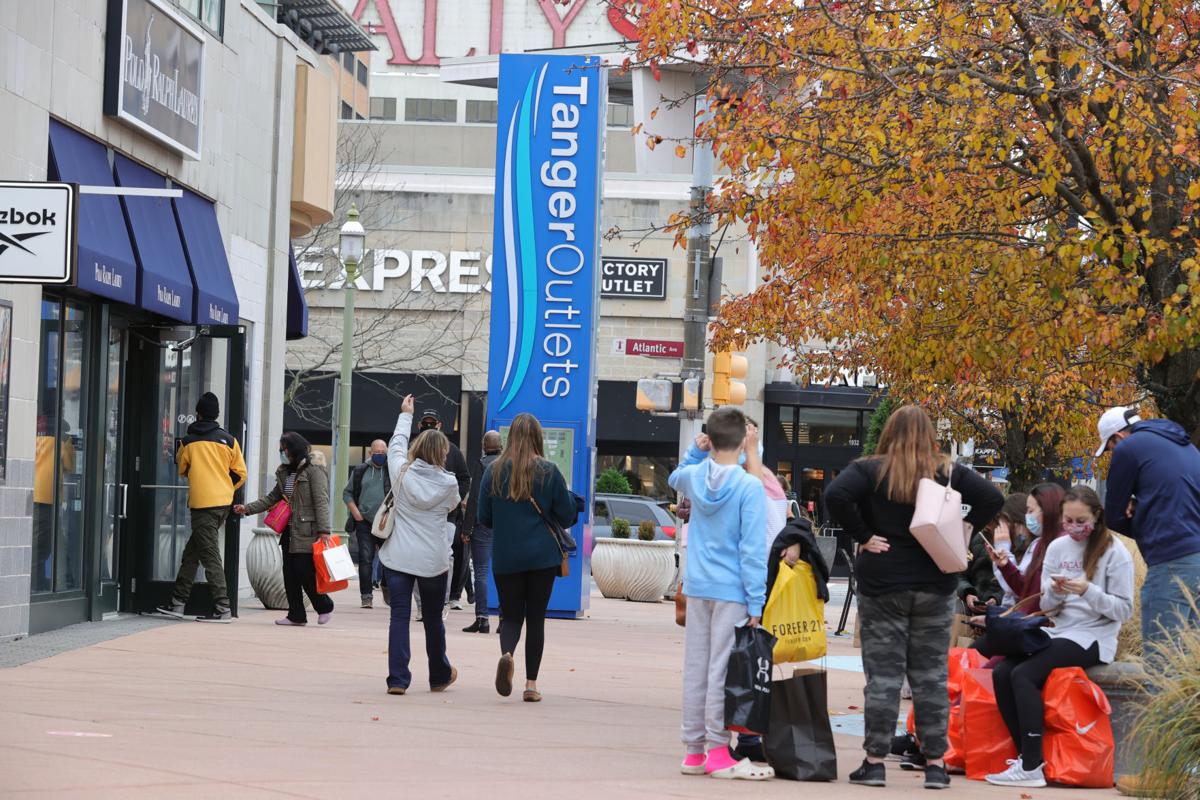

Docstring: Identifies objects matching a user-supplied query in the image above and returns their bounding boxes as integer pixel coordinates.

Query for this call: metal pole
[336,258,357,531]
[679,87,714,465]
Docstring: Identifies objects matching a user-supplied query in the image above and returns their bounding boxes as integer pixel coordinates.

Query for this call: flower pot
[247,527,309,610]
[591,538,675,602]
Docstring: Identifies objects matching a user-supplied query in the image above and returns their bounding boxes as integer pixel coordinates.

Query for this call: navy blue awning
[113,155,194,322]
[47,121,138,305]
[173,190,239,325]
[286,247,309,340]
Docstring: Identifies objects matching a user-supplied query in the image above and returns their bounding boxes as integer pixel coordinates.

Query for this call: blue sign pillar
[486,54,607,618]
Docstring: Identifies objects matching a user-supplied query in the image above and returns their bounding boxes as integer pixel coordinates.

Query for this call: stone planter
[591,538,675,602]
[246,527,309,611]
[1086,660,1148,779]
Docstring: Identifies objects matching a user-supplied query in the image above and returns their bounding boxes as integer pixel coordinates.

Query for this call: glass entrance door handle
[119,483,129,520]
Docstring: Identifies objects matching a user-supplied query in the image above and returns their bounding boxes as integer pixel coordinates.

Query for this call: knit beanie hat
[196,392,220,421]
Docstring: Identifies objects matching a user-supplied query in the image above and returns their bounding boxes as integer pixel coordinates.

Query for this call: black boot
[463,617,490,633]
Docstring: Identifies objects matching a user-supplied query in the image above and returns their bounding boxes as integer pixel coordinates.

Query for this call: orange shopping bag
[1042,667,1114,788]
[906,648,982,768]
[962,668,1018,780]
[313,536,349,594]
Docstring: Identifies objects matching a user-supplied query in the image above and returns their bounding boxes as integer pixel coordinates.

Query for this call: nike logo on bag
[1076,721,1098,735]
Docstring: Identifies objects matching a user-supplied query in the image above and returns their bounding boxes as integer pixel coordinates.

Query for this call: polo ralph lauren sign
[104,0,205,160]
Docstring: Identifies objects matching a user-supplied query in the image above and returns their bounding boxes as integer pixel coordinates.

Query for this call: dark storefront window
[32,298,90,594]
[596,454,675,499]
[787,407,861,447]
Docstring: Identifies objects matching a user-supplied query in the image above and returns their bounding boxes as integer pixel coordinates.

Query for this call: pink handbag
[263,498,291,533]
[909,473,970,573]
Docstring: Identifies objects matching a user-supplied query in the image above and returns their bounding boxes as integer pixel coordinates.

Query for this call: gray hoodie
[378,412,463,578]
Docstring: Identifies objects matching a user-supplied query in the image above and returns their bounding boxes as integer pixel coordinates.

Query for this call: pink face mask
[1063,521,1094,542]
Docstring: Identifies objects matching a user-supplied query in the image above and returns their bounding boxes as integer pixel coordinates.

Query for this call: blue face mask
[371,453,387,467]
[1025,512,1043,537]
[737,443,766,466]
[279,450,290,464]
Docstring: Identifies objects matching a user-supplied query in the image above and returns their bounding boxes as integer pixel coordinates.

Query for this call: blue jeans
[470,525,494,619]
[384,567,452,690]
[1141,551,1200,658]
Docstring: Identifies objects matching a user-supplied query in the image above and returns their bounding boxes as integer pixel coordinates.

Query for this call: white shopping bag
[321,542,357,582]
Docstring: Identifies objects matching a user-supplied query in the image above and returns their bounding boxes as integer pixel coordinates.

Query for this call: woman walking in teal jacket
[478,413,577,702]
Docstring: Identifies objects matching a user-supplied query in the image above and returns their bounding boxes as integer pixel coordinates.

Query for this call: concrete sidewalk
[0,592,1117,799]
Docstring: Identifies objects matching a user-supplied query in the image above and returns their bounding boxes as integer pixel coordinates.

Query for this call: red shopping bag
[1042,667,1114,788]
[962,668,1018,780]
[313,536,349,594]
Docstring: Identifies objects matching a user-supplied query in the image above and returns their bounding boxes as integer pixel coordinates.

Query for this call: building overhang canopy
[276,0,376,55]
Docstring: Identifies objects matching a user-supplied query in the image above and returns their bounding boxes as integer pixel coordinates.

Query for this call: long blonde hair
[873,405,951,505]
[491,413,545,501]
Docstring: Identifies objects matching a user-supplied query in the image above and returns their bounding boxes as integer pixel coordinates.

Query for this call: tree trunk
[1143,346,1200,445]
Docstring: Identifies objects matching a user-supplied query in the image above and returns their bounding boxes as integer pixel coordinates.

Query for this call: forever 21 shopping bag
[313,536,349,594]
[764,670,837,781]
[725,625,778,735]
[763,560,827,663]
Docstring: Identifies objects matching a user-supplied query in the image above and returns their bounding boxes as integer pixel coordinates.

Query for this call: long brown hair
[1062,485,1114,581]
[1027,482,1066,581]
[1000,492,1031,558]
[872,405,951,505]
[490,413,545,502]
[410,429,449,468]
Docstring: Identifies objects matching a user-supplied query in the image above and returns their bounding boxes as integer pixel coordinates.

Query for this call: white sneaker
[441,605,450,621]
[986,760,1047,788]
[450,600,464,611]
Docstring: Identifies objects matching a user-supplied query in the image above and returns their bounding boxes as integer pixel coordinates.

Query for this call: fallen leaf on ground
[371,716,380,721]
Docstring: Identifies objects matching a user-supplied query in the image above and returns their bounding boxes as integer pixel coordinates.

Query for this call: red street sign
[622,338,684,358]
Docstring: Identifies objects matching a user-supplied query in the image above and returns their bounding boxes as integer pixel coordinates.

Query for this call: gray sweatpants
[681,597,749,754]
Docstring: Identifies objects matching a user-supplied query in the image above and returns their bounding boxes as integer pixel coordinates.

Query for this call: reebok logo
[0,207,57,226]
[1075,720,1098,736]
[0,230,50,259]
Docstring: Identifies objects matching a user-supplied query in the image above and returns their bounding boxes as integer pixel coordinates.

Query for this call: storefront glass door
[127,326,245,614]
[96,319,128,617]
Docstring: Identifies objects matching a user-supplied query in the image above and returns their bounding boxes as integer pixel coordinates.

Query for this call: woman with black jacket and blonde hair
[825,405,1004,790]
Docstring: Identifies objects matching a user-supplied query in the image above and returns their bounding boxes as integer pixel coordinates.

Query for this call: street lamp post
[337,204,365,531]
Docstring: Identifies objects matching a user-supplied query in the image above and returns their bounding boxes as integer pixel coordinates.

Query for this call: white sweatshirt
[1039,534,1135,663]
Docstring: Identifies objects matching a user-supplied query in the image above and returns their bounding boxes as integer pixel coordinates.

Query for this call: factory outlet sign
[0,182,76,284]
[104,0,206,160]
[600,257,666,300]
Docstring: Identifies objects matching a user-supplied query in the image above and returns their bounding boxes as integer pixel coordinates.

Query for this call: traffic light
[712,350,748,406]
[636,378,673,412]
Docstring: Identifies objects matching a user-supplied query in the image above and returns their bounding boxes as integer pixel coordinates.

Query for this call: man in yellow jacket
[156,392,247,622]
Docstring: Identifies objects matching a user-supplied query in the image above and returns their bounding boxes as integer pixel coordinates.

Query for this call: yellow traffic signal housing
[712,351,748,406]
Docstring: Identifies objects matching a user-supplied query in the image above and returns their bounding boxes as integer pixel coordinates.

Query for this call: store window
[596,454,675,499]
[405,98,457,123]
[340,101,353,120]
[369,96,397,121]
[32,298,90,595]
[466,99,498,124]
[357,61,368,87]
[607,103,633,128]
[779,407,861,447]
[343,51,355,71]
[174,0,223,36]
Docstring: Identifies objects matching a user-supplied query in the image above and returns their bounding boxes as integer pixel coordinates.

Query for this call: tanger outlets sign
[104,0,205,160]
[0,182,76,285]
[486,55,606,617]
[601,257,666,299]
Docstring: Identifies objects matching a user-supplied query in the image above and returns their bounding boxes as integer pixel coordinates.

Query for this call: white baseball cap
[1095,406,1142,457]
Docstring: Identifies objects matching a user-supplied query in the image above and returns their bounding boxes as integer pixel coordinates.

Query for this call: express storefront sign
[104,0,205,160]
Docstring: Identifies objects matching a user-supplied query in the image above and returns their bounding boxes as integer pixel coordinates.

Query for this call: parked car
[593,493,677,541]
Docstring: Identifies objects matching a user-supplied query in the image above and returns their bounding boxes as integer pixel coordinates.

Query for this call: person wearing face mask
[989,484,1065,604]
[990,494,1031,605]
[343,439,391,609]
[235,432,335,626]
[986,486,1133,788]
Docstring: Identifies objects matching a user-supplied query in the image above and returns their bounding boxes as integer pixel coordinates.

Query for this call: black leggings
[992,638,1101,769]
[280,531,334,623]
[494,567,558,681]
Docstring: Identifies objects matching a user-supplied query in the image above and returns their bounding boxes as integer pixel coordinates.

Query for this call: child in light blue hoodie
[669,407,772,780]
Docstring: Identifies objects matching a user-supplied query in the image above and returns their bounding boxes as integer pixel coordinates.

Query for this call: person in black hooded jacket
[767,516,832,602]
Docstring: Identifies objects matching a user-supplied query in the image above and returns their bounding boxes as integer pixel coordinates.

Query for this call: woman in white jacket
[379,395,464,695]
[986,485,1134,788]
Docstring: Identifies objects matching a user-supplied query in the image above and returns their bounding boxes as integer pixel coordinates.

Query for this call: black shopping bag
[764,670,838,781]
[724,625,777,735]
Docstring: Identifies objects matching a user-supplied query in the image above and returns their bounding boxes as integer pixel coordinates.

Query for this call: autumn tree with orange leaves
[631,0,1200,487]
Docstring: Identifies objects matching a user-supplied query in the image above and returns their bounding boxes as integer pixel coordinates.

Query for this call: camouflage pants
[858,591,954,759]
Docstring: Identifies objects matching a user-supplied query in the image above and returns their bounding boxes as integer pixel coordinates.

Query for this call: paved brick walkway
[0,590,1118,798]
